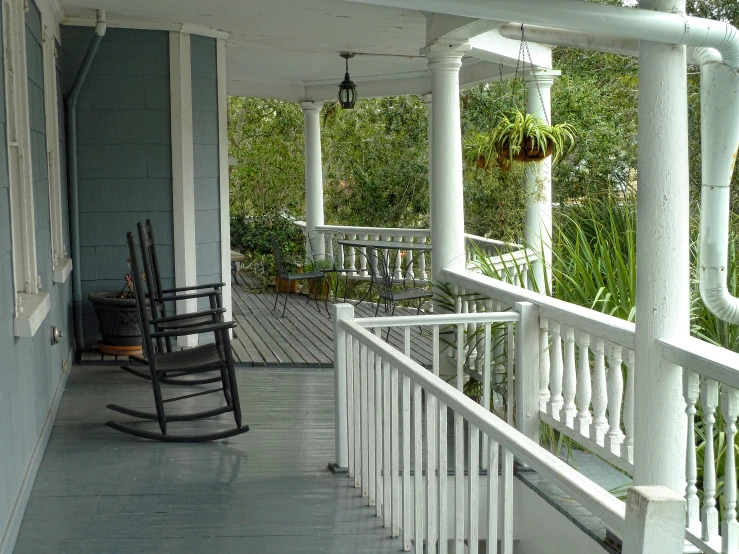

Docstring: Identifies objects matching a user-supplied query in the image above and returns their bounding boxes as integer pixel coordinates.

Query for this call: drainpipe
[67,9,106,348]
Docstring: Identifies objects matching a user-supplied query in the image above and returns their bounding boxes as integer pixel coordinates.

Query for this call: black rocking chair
[105,232,249,442]
[120,220,226,386]
[271,234,329,318]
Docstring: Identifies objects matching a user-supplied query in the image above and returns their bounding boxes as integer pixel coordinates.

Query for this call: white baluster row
[539,318,634,472]
[343,322,516,553]
[683,373,739,554]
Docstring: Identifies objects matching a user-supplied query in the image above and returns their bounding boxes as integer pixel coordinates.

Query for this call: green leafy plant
[464,108,576,171]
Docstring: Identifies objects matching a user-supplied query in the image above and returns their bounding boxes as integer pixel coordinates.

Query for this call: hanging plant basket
[497,137,554,164]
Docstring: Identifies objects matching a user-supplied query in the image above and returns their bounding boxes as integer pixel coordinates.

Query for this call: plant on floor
[463,109,576,171]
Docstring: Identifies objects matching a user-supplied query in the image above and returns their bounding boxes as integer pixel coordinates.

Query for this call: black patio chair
[307,230,356,302]
[105,232,249,442]
[271,234,329,318]
[367,246,433,338]
[120,220,225,386]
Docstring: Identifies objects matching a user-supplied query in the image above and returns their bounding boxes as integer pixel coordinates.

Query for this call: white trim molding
[217,38,232,327]
[169,31,198,347]
[52,257,72,284]
[64,16,229,39]
[42,28,66,277]
[13,292,50,338]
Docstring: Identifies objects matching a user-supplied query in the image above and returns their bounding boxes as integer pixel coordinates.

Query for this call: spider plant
[464,108,576,170]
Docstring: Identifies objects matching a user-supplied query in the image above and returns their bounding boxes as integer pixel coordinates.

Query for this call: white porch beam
[300,101,325,258]
[468,30,552,69]
[633,0,689,492]
[217,38,232,328]
[523,67,559,294]
[424,13,501,43]
[425,41,470,279]
[169,31,199,347]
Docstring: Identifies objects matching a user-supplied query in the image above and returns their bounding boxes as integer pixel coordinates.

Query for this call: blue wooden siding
[191,35,221,310]
[60,27,174,341]
[0,1,73,548]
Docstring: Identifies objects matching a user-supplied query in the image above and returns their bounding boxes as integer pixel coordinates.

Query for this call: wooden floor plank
[79,276,435,368]
[14,365,404,554]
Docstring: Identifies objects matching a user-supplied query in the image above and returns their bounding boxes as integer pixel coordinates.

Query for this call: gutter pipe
[345,0,739,325]
[67,9,106,348]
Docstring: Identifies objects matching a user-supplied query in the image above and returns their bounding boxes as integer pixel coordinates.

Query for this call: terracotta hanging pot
[497,137,554,165]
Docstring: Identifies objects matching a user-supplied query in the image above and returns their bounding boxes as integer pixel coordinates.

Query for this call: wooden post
[622,486,686,554]
[329,303,354,473]
[515,302,540,443]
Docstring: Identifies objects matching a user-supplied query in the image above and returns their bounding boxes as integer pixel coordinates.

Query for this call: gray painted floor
[14,365,402,553]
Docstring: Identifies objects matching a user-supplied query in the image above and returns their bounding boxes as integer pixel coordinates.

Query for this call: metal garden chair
[367,245,433,313]
[120,220,225,386]
[271,234,328,318]
[307,230,356,302]
[105,232,249,442]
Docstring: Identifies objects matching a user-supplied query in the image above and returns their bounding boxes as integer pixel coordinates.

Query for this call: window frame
[4,0,49,337]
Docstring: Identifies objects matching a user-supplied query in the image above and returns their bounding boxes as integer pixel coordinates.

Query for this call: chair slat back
[270,235,289,278]
[367,247,393,300]
[126,232,157,363]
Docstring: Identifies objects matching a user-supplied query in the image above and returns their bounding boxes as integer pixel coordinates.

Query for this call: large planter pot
[88,291,143,356]
[274,276,299,293]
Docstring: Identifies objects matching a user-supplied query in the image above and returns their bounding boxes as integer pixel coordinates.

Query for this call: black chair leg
[282,286,289,317]
[274,285,280,311]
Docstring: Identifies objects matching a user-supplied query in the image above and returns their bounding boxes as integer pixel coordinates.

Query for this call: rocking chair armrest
[150,308,225,324]
[152,291,221,302]
[161,282,225,293]
[151,320,237,339]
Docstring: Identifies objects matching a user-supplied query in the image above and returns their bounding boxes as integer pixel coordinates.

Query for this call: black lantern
[338,53,357,109]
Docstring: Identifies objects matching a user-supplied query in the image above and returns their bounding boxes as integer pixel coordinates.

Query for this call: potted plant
[88,274,144,356]
[464,108,576,171]
[304,260,333,300]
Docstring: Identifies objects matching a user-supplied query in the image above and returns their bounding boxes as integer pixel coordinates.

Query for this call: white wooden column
[423,94,433,226]
[170,31,198,347]
[216,38,232,327]
[523,68,559,294]
[426,42,470,280]
[633,0,689,492]
[300,101,325,258]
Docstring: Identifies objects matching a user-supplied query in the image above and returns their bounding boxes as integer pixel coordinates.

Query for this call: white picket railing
[661,336,739,554]
[332,303,683,554]
[444,267,636,474]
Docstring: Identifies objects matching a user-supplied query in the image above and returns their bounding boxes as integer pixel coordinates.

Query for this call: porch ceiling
[60,0,550,102]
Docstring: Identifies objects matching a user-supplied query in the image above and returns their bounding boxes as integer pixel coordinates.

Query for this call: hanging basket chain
[521,24,550,125]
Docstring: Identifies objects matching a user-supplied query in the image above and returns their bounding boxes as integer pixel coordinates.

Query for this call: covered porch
[2,0,739,552]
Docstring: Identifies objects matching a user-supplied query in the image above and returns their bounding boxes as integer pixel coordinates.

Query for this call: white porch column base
[169,31,198,348]
[633,0,689,492]
[300,101,325,259]
[425,42,470,281]
[523,68,559,294]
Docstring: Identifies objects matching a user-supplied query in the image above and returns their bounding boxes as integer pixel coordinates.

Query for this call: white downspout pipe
[698,57,739,323]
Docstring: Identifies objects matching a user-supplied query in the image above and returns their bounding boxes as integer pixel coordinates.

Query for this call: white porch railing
[292,222,534,284]
[444,266,636,474]
[661,336,739,554]
[332,303,684,554]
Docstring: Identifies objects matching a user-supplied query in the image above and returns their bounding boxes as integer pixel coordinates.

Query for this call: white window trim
[5,0,49,336]
[42,27,69,282]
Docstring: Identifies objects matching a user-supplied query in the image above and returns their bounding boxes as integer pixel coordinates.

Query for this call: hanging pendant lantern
[338,53,357,109]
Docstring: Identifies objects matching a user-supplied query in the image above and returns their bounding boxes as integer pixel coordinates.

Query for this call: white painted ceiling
[60,0,549,100]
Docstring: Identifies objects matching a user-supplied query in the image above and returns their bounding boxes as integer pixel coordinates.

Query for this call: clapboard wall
[191,35,222,309]
[0,2,73,551]
[60,26,174,342]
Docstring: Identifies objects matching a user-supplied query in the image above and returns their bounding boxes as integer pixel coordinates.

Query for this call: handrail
[355,312,520,328]
[660,336,739,390]
[318,224,431,237]
[340,317,627,537]
[443,266,635,349]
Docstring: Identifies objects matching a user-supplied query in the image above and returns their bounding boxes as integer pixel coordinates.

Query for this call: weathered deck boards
[13,365,402,553]
[80,274,435,368]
